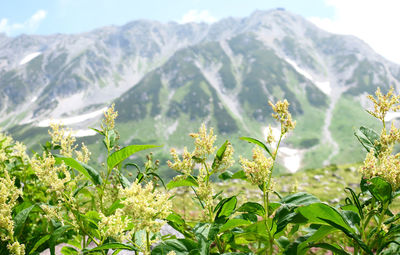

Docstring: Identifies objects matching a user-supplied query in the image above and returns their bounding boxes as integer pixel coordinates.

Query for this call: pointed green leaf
[166,176,198,189]
[118,172,131,188]
[216,140,229,160]
[297,203,353,233]
[218,170,233,180]
[212,140,229,170]
[83,242,137,254]
[55,157,102,185]
[107,144,161,170]
[61,246,79,255]
[215,196,237,220]
[29,234,51,254]
[231,170,247,180]
[367,177,392,203]
[89,127,104,136]
[354,126,381,154]
[152,239,198,254]
[280,192,320,206]
[309,243,351,255]
[237,202,265,216]
[318,218,372,255]
[14,204,36,238]
[345,187,364,218]
[297,225,338,255]
[219,218,251,233]
[240,137,272,156]
[49,225,73,255]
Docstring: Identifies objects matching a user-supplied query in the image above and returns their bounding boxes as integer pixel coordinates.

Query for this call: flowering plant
[3,87,400,255]
[1,104,169,255]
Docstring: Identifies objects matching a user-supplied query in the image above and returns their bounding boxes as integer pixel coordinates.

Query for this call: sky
[0,0,399,64]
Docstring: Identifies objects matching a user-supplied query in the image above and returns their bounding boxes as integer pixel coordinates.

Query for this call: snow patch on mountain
[280,147,302,173]
[19,52,41,65]
[37,107,107,127]
[284,58,331,95]
[385,112,400,122]
[66,129,98,137]
[263,126,302,173]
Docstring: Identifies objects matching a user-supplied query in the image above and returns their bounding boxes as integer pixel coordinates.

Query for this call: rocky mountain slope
[1,9,399,172]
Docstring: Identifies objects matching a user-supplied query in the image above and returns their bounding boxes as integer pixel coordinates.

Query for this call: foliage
[2,87,400,255]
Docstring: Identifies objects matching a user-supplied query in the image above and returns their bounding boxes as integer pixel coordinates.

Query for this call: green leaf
[240,137,272,157]
[215,196,237,220]
[318,218,372,255]
[106,199,124,216]
[73,181,89,197]
[118,172,131,188]
[55,157,102,185]
[271,193,319,236]
[297,225,338,255]
[243,221,270,240]
[280,192,320,206]
[268,202,282,215]
[345,187,364,218]
[29,234,51,254]
[354,126,381,154]
[212,140,228,169]
[152,239,198,254]
[14,204,36,238]
[108,129,117,149]
[193,222,220,241]
[107,144,161,170]
[218,170,233,180]
[89,127,104,136]
[147,172,166,188]
[231,170,247,180]
[166,176,198,189]
[49,225,73,255]
[61,246,79,255]
[273,205,301,234]
[309,243,351,255]
[384,212,400,225]
[83,242,137,254]
[167,212,185,225]
[219,218,251,232]
[341,210,360,231]
[297,203,353,233]
[367,177,392,203]
[237,202,265,216]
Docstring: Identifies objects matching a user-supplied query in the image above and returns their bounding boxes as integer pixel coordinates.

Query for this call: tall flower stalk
[168,124,234,223]
[240,99,296,255]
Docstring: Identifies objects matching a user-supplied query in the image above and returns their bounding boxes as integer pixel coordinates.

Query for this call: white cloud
[179,10,217,24]
[308,0,400,64]
[0,10,47,36]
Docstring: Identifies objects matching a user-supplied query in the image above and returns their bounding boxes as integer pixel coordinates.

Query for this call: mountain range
[1,9,399,173]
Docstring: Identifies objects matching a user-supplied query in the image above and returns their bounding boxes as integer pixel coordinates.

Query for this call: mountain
[1,9,399,173]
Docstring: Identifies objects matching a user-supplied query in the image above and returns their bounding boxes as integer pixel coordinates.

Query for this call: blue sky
[0,0,334,35]
[1,0,399,64]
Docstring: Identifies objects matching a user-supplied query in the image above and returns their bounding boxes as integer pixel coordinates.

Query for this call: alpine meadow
[1,8,400,255]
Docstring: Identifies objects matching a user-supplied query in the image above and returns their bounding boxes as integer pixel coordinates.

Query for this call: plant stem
[146,231,151,254]
[370,203,388,246]
[262,182,273,255]
[263,132,283,255]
